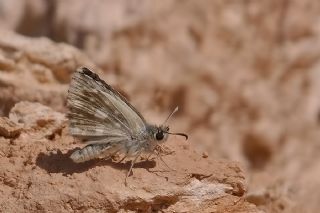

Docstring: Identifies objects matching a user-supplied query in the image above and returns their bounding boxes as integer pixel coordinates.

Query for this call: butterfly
[67,67,188,185]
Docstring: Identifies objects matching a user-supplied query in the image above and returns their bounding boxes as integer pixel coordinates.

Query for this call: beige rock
[0,0,320,211]
[0,103,258,212]
[9,101,66,140]
[0,29,100,116]
[0,117,21,138]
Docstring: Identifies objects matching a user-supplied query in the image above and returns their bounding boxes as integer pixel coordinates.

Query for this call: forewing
[67,67,147,143]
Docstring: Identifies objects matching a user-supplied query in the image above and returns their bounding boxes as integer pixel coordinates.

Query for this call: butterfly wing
[67,67,147,146]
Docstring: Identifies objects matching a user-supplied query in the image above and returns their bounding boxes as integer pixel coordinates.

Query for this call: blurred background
[0,0,320,212]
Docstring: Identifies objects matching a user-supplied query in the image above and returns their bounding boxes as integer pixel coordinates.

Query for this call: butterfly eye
[155,131,164,140]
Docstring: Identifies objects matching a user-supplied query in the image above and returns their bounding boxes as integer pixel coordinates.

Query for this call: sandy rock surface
[0,102,258,212]
[0,29,100,116]
[0,0,320,212]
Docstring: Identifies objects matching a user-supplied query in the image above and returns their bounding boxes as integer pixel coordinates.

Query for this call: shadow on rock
[36,148,157,175]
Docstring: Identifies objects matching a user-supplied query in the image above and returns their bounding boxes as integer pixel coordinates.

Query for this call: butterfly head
[152,125,169,143]
[151,106,188,143]
[151,125,188,143]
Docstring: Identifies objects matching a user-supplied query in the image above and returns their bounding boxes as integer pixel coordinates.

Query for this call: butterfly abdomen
[70,144,110,163]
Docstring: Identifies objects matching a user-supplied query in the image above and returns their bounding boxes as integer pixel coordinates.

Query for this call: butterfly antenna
[163,106,179,125]
[162,106,188,140]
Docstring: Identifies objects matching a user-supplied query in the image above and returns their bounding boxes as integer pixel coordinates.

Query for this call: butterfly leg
[145,145,163,161]
[156,152,175,171]
[149,145,175,171]
[117,155,127,163]
[124,153,141,186]
[145,152,155,161]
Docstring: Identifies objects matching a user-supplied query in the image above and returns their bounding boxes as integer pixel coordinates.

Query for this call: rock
[202,151,209,158]
[0,29,101,116]
[0,1,320,211]
[9,101,66,140]
[0,104,259,212]
[0,117,21,138]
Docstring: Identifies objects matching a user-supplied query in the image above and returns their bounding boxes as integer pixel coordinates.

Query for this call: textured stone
[0,117,21,138]
[0,102,258,212]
